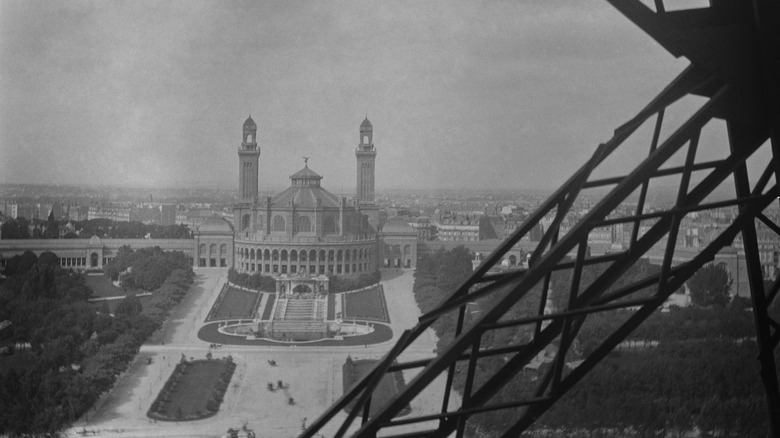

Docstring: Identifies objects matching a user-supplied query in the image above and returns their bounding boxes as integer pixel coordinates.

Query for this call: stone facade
[380,216,417,269]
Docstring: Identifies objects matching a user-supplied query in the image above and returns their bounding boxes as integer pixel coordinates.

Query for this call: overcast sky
[0,0,689,193]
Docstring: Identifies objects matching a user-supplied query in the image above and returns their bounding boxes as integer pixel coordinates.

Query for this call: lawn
[342,358,410,417]
[261,293,276,320]
[148,358,236,421]
[327,293,336,320]
[84,274,126,298]
[342,285,389,322]
[207,286,260,321]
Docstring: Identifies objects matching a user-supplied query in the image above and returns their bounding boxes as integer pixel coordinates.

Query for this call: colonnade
[235,243,375,276]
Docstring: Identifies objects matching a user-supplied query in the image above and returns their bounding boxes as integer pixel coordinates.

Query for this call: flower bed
[148,357,236,421]
[207,285,260,321]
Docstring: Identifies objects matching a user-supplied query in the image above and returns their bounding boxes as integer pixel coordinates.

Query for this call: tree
[42,211,59,239]
[1,218,30,239]
[688,263,731,307]
[115,294,143,318]
[37,251,59,268]
[17,251,39,276]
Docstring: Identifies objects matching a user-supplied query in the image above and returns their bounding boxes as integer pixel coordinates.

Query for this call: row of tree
[226,268,382,293]
[227,269,276,291]
[0,248,194,435]
[103,245,192,290]
[412,246,475,351]
[410,249,775,436]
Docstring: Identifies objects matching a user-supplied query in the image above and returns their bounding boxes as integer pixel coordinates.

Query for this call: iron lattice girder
[303,2,780,437]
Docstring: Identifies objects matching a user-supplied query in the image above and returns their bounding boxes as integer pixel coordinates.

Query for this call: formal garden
[342,285,389,323]
[0,247,195,435]
[342,356,409,417]
[148,356,236,421]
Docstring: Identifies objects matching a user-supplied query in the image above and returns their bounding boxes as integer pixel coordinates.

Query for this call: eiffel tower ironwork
[304,1,780,436]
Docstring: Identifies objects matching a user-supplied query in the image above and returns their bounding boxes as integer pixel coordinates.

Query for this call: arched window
[210,244,217,255]
[242,214,251,231]
[295,215,312,233]
[300,250,307,262]
[247,134,253,143]
[220,244,227,256]
[200,243,206,256]
[257,214,265,231]
[310,250,317,262]
[363,135,369,144]
[290,250,298,262]
[328,250,335,262]
[345,249,350,261]
[337,250,343,261]
[250,249,255,259]
[319,250,326,262]
[281,250,288,261]
[264,249,270,261]
[272,215,286,232]
[359,248,363,260]
[272,249,279,261]
[323,216,337,233]
[352,249,357,260]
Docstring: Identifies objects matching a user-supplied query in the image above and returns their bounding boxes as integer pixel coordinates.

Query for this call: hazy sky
[0,0,688,193]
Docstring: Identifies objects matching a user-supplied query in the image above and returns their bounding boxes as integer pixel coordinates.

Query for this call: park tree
[17,251,39,276]
[0,244,194,435]
[1,217,30,239]
[688,263,732,307]
[37,251,59,268]
[115,294,143,318]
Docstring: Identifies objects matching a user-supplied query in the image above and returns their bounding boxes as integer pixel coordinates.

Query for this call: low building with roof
[380,216,417,269]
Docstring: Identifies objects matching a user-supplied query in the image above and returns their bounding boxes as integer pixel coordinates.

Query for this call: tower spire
[238,116,260,203]
[356,117,376,205]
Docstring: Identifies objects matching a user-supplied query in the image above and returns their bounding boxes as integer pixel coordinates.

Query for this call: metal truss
[303,1,780,436]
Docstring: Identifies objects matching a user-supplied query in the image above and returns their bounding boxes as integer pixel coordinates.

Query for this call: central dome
[290,165,322,181]
[360,117,372,129]
[243,116,256,128]
[272,165,340,208]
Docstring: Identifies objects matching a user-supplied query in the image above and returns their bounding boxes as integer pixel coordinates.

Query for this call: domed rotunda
[194,117,381,292]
